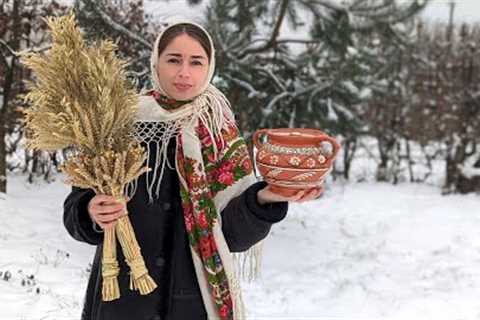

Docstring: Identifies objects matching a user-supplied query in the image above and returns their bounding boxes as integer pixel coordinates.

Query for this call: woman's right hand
[87,195,129,230]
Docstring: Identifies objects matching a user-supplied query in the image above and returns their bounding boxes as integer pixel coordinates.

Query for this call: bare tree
[0,0,69,193]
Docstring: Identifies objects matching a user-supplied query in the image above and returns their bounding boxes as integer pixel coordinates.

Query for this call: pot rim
[256,162,331,172]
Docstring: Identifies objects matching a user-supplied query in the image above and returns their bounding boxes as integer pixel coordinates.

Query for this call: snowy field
[3,0,480,319]
[1,172,479,320]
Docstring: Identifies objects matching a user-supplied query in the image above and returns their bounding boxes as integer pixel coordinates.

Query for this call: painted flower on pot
[289,156,301,167]
[269,155,279,165]
[318,154,326,164]
[306,157,316,168]
[257,150,267,160]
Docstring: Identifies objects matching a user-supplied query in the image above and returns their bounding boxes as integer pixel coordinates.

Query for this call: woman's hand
[257,184,324,205]
[87,195,130,230]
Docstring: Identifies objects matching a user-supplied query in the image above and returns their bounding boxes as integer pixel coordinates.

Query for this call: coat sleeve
[63,186,103,246]
[220,181,288,252]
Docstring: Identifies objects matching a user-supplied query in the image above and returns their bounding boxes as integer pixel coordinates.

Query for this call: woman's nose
[178,63,191,78]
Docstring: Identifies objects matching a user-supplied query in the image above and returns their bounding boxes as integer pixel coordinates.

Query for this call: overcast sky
[143,0,480,24]
[424,0,480,23]
[55,1,480,25]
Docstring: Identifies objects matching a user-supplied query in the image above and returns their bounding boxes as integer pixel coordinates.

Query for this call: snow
[342,81,360,95]
[3,1,480,318]
[326,98,339,122]
[1,173,479,319]
[347,46,359,56]
[359,87,373,99]
[460,156,480,179]
[143,0,207,23]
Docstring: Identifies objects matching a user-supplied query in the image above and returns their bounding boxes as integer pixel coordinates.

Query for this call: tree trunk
[342,137,357,180]
[0,124,6,193]
[376,138,390,182]
[0,0,22,193]
[444,140,480,194]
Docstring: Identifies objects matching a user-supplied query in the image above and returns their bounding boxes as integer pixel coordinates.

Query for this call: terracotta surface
[253,128,340,197]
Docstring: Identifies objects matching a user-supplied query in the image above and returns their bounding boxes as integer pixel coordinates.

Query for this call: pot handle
[253,129,269,150]
[319,135,341,161]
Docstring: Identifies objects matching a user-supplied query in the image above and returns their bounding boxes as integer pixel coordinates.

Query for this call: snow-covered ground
[1,172,478,320]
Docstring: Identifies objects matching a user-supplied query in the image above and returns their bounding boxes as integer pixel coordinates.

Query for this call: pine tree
[205,0,428,178]
[74,0,155,89]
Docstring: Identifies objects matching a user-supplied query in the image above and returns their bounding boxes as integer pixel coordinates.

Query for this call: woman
[63,20,322,320]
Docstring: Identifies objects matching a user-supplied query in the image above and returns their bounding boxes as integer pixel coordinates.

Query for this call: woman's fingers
[93,194,130,204]
[95,214,116,224]
[96,208,124,221]
[295,187,323,203]
[311,187,323,199]
[319,186,325,195]
[92,194,118,205]
[286,189,306,202]
[295,190,308,201]
[94,202,124,215]
[97,220,117,230]
[88,194,130,230]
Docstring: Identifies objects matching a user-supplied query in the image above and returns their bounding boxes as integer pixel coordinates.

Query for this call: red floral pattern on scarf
[146,90,192,110]
[176,119,254,319]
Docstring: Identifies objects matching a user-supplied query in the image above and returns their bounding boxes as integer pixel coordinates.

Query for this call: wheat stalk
[21,12,156,301]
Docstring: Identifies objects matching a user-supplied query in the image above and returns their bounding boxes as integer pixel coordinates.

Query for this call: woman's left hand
[257,184,324,205]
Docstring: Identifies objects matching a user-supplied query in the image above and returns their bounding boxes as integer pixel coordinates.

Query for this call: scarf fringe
[227,241,264,320]
[233,241,264,283]
[127,85,235,203]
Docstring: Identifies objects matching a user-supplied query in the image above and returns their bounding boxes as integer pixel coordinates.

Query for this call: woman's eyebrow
[165,53,206,60]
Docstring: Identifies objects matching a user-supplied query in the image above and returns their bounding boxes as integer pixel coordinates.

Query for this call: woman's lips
[174,83,192,92]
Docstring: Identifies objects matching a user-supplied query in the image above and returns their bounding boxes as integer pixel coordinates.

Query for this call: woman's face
[156,33,210,101]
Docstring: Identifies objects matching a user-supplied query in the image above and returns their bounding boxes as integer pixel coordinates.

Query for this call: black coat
[63,138,288,320]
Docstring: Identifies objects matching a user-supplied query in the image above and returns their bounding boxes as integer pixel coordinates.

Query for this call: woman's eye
[191,60,203,66]
[167,59,180,64]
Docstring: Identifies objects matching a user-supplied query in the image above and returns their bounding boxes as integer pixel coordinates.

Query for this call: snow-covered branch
[459,154,480,179]
[247,38,323,46]
[221,49,288,92]
[255,65,287,91]
[237,0,289,59]
[298,0,347,12]
[259,81,333,127]
[80,0,152,49]
[0,39,50,58]
[223,74,267,99]
[259,91,290,127]
[0,40,16,57]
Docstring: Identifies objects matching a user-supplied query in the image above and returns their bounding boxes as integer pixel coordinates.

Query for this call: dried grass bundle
[22,12,156,301]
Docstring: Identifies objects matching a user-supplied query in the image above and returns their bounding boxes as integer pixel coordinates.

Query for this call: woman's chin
[171,90,196,101]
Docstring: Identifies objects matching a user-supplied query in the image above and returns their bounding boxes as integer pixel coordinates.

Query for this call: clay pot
[253,128,340,197]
